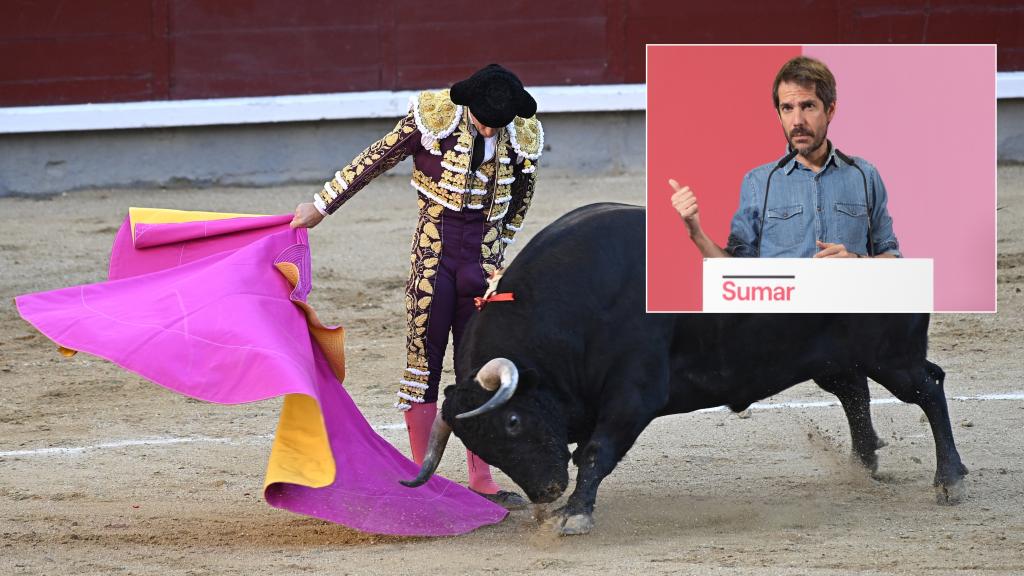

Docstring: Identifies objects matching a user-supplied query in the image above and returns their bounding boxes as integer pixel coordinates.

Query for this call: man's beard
[787,126,827,157]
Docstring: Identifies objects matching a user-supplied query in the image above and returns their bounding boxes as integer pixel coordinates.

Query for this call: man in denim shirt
[670,56,901,259]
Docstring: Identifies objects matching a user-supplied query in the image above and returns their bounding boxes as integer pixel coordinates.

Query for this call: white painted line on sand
[953,392,1024,401]
[0,436,242,457]
[695,392,1024,414]
[2,392,1020,458]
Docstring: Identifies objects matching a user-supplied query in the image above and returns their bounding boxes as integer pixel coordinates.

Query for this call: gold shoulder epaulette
[508,115,544,161]
[411,89,462,140]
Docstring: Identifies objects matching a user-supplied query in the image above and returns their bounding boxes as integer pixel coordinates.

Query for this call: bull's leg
[550,414,653,535]
[867,360,968,504]
[544,354,669,535]
[813,371,887,473]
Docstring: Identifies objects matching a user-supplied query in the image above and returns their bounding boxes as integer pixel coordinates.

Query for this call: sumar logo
[722,275,796,302]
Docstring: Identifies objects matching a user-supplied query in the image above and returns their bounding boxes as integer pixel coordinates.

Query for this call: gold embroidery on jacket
[398,198,445,406]
[481,217,505,277]
[413,89,462,139]
[327,114,418,213]
[508,115,544,160]
[435,113,474,207]
[412,169,464,211]
[440,168,470,193]
[442,149,471,171]
[477,162,496,181]
[502,161,539,242]
[455,129,473,151]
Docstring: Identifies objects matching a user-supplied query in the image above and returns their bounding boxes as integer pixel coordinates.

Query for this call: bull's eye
[505,412,522,436]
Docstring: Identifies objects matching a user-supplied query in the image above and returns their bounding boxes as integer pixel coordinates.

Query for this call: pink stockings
[403,402,501,494]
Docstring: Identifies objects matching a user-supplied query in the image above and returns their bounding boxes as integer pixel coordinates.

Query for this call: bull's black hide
[410,203,967,535]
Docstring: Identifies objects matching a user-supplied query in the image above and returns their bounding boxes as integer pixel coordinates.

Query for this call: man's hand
[669,179,703,239]
[668,179,731,258]
[813,240,858,258]
[291,202,325,229]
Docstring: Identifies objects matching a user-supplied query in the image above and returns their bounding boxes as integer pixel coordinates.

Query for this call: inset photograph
[647,44,996,313]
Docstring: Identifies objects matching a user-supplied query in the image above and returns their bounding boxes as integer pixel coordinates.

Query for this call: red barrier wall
[2,1,1021,107]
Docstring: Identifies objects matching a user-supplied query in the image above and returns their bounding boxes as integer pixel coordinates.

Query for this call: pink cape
[15,208,507,536]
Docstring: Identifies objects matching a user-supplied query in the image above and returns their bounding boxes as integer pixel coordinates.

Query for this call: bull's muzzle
[455,358,519,419]
[399,412,452,488]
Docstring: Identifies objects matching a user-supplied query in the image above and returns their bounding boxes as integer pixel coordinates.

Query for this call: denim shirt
[725,144,901,258]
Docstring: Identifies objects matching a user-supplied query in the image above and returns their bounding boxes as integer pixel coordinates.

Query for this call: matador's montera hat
[450,64,537,128]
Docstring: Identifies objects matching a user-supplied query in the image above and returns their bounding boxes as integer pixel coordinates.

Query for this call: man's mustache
[790,127,814,138]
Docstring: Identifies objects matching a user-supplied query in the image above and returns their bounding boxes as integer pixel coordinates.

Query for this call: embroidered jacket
[314,89,543,248]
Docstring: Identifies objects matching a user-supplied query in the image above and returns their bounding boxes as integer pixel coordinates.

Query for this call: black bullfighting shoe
[472,489,529,510]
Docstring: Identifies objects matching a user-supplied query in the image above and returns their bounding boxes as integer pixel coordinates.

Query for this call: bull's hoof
[546,512,594,536]
[851,452,879,475]
[865,459,880,475]
[934,478,966,505]
[875,438,888,450]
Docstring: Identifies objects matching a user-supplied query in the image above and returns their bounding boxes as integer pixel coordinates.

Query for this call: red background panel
[645,45,801,312]
[1,1,1021,107]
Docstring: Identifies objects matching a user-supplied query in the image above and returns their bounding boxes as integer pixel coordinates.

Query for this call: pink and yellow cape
[15,208,506,536]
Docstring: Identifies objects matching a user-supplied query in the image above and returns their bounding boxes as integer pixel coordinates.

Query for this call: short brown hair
[772,56,836,111]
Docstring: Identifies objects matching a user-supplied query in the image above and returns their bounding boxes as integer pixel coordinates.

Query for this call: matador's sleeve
[314,112,421,215]
[501,159,538,245]
[501,115,544,245]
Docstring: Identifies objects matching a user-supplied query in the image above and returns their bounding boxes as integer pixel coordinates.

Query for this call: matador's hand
[291,202,325,229]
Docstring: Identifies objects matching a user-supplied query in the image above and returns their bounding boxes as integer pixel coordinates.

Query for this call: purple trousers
[422,208,488,402]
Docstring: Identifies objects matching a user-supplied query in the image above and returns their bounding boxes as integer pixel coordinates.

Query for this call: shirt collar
[783,140,840,174]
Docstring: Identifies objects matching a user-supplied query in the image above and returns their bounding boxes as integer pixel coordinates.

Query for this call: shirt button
[817,206,822,212]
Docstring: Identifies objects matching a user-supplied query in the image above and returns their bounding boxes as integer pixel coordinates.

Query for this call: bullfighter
[290,64,542,508]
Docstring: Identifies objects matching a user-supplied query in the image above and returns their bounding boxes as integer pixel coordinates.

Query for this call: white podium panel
[702,258,933,313]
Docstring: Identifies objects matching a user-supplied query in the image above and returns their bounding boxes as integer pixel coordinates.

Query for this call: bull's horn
[400,412,452,488]
[456,358,519,419]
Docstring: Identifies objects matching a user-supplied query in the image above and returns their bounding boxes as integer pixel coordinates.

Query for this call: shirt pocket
[833,202,869,253]
[764,204,804,249]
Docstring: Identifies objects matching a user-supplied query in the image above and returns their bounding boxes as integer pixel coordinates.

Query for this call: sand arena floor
[1,170,1023,575]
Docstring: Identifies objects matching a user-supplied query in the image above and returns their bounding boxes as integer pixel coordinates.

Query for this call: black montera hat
[450,64,537,128]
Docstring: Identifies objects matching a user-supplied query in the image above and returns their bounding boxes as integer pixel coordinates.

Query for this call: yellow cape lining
[70,208,339,489]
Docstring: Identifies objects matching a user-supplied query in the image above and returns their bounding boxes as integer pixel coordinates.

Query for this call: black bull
[402,203,967,535]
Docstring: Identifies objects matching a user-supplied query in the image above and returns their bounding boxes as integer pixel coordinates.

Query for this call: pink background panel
[805,45,996,312]
[646,45,996,312]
